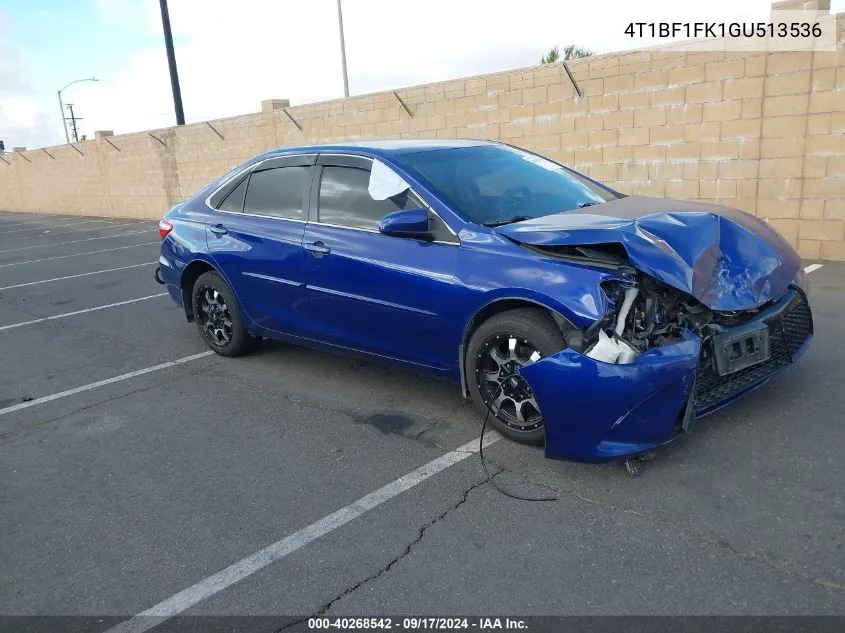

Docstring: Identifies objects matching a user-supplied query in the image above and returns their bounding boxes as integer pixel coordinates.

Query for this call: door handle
[210,223,228,236]
[305,241,331,256]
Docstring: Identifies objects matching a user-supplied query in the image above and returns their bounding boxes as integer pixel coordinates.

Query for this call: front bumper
[519,288,813,462]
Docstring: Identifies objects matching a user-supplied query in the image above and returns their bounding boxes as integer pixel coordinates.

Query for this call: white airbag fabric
[368,159,411,201]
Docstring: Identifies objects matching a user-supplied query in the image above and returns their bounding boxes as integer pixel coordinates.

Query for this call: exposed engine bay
[499,202,812,462]
[527,241,787,370]
[581,277,716,365]
[572,273,781,371]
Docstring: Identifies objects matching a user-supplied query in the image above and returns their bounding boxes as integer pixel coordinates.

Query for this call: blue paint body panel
[497,196,804,311]
[158,140,812,462]
[520,333,701,462]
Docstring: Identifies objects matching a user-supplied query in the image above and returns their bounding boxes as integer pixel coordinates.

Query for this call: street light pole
[336,0,349,97]
[159,0,185,125]
[57,77,98,144]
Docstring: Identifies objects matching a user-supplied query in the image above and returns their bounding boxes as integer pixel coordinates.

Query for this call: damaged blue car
[156,140,813,462]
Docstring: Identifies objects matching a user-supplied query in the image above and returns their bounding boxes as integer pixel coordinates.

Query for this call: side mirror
[378,208,430,238]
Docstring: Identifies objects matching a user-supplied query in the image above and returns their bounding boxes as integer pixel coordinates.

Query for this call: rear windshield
[398,144,619,226]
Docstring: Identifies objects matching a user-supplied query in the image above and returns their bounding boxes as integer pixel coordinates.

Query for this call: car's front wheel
[191,270,256,357]
[466,308,566,445]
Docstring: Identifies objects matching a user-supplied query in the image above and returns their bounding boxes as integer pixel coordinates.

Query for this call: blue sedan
[156,140,812,462]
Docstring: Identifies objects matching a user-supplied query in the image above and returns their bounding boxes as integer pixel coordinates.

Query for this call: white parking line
[0,262,154,291]
[9,221,149,241]
[0,214,61,226]
[0,242,159,268]
[0,351,215,417]
[0,293,168,332]
[804,263,823,274]
[0,218,105,231]
[2,218,119,235]
[106,432,501,633]
[0,230,152,254]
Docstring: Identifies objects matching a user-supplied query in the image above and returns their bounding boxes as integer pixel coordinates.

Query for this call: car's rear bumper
[157,255,184,308]
[519,288,813,462]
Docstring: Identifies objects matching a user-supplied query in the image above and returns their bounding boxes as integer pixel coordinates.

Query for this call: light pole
[159,0,185,125]
[57,77,98,144]
[336,0,349,97]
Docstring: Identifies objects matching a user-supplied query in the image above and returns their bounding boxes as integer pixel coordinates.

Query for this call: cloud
[0,10,53,149]
[77,0,689,135]
[0,98,57,149]
[0,12,29,95]
[5,0,837,148]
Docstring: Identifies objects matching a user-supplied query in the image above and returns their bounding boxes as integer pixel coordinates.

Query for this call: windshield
[398,144,620,226]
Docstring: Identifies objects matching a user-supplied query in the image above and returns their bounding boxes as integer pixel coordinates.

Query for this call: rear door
[207,154,315,337]
[302,154,460,370]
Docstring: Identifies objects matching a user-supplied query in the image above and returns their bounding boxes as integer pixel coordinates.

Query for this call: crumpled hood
[497,196,802,311]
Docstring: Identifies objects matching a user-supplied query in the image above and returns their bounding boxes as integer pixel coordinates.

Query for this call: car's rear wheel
[192,270,256,357]
[466,308,567,445]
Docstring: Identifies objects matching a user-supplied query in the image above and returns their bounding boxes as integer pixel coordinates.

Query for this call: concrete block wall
[0,1,843,259]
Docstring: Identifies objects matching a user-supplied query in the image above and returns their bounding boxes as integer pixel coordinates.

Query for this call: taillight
[159,219,173,239]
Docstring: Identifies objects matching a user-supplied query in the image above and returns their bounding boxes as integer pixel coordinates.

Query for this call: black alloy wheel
[197,285,233,348]
[191,270,256,357]
[466,308,567,445]
[476,333,544,431]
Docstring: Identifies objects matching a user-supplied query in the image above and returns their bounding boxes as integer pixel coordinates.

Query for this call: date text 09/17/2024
[307,617,528,630]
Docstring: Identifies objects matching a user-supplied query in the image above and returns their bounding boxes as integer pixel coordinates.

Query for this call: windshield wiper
[483,215,534,228]
[577,201,599,208]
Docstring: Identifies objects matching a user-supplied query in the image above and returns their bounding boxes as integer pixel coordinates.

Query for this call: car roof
[256,139,498,161]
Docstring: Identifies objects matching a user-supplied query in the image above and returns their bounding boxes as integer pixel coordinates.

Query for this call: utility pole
[336,0,349,97]
[57,77,97,144]
[159,0,185,125]
[57,91,69,144]
[65,104,81,143]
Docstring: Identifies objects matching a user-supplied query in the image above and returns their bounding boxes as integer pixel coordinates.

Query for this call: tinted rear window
[243,166,309,219]
[217,177,248,213]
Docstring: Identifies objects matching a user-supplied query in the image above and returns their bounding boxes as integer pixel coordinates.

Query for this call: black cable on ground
[479,384,557,502]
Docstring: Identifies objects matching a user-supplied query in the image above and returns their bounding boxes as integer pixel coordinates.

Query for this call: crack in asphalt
[315,476,493,614]
[276,474,496,631]
[470,451,845,595]
[542,481,845,594]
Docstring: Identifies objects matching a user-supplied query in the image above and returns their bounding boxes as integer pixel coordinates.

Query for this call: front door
[302,154,461,371]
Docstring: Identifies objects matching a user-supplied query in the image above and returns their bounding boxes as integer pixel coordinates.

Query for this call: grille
[782,299,813,356]
[694,292,812,414]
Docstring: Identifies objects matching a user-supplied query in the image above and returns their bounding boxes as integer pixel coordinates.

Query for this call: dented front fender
[518,332,700,462]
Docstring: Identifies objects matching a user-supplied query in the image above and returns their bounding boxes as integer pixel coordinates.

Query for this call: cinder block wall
[0,1,842,260]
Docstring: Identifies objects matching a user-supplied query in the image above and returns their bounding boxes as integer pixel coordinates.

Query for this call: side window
[243,166,309,219]
[319,166,418,230]
[217,176,248,213]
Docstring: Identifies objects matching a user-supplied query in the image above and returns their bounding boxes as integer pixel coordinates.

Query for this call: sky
[1,0,843,150]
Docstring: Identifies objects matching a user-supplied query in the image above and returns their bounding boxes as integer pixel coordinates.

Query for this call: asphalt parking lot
[1,210,843,628]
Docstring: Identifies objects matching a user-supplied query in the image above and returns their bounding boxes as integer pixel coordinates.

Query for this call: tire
[191,270,256,357]
[466,308,567,445]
